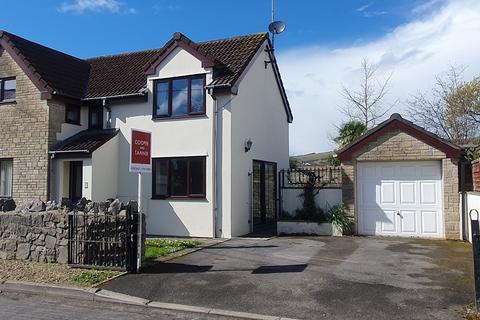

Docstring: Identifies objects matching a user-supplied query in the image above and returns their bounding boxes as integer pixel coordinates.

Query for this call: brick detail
[472,161,480,192]
[341,129,460,239]
[354,129,446,161]
[0,48,65,203]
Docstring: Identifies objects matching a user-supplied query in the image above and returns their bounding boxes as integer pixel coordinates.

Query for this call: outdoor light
[245,138,253,152]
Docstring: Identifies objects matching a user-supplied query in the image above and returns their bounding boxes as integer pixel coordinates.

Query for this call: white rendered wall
[228,41,290,237]
[50,157,92,202]
[466,192,480,242]
[109,47,215,237]
[281,188,342,216]
[91,135,119,201]
[56,106,89,141]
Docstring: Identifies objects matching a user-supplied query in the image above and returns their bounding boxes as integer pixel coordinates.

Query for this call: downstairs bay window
[152,157,206,199]
[0,159,13,197]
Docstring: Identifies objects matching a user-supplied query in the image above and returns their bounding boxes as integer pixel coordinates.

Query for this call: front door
[252,160,277,233]
[69,161,83,204]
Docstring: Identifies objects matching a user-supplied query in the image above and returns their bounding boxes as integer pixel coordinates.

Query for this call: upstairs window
[65,104,81,125]
[89,106,103,129]
[0,77,16,102]
[153,75,206,118]
[0,159,13,197]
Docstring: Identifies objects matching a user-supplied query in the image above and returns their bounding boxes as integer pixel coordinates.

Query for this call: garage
[338,113,462,240]
[357,161,443,238]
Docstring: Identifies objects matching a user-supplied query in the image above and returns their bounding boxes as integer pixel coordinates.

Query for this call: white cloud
[58,0,123,14]
[278,0,480,155]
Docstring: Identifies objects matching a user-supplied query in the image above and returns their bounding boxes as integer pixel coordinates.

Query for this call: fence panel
[68,203,139,272]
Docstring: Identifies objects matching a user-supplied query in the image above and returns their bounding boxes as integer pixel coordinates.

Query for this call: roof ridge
[197,32,268,44]
[85,47,163,61]
[85,32,269,61]
[0,30,88,65]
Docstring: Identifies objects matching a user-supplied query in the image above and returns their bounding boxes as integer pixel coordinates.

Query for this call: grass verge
[0,259,121,287]
[145,239,200,260]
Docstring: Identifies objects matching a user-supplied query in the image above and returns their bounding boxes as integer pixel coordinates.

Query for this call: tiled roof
[0,30,91,99]
[84,32,268,99]
[50,129,119,154]
[0,31,291,122]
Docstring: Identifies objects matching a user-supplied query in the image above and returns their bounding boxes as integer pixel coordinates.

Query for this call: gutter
[81,92,146,101]
[49,150,90,159]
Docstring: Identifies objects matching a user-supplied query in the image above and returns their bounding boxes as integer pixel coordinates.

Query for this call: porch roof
[50,129,118,155]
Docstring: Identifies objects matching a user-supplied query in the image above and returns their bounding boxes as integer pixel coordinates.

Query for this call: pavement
[0,290,238,320]
[101,236,474,320]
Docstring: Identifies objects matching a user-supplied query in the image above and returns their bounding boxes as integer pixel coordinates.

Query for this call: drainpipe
[212,92,219,238]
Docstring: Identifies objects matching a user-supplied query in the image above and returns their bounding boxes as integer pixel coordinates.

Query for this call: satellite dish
[268,21,286,34]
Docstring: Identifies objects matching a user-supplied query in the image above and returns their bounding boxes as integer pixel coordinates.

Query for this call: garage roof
[337,113,462,161]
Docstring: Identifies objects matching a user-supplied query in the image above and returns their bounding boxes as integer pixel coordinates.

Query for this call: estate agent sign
[129,129,152,173]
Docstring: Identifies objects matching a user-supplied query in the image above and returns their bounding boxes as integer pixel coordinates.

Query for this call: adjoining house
[0,30,292,238]
[338,113,463,240]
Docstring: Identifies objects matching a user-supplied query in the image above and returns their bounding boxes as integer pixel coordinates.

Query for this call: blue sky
[2,0,480,154]
[1,1,433,58]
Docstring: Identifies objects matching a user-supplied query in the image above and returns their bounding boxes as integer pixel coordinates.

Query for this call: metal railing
[281,166,341,188]
[67,203,139,272]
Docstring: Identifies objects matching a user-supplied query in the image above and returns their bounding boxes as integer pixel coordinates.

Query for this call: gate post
[470,209,480,311]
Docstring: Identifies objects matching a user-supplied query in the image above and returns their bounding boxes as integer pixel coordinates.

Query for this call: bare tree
[340,58,396,127]
[407,66,480,144]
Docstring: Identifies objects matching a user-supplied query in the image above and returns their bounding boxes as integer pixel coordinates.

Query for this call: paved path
[0,291,235,320]
[103,236,474,320]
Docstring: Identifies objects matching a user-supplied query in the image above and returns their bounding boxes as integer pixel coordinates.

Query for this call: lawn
[145,239,200,260]
[0,259,121,287]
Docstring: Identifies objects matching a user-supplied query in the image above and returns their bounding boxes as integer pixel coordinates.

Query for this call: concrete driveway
[101,237,473,320]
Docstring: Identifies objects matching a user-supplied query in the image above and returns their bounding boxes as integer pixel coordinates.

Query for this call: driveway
[101,237,473,320]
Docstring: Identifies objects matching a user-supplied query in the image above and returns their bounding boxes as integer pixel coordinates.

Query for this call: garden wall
[0,209,69,263]
[281,188,342,217]
[0,198,140,265]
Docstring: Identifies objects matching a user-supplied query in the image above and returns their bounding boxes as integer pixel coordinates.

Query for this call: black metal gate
[68,202,139,272]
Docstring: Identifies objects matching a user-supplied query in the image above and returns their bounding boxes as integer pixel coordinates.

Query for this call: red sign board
[129,129,152,173]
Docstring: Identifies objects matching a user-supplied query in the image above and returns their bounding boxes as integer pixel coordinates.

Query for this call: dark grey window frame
[152,74,206,119]
[0,77,16,103]
[65,104,81,125]
[152,156,206,199]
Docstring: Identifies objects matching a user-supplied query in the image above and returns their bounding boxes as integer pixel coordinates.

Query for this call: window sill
[152,113,207,121]
[151,196,206,200]
[0,100,16,105]
[65,121,82,126]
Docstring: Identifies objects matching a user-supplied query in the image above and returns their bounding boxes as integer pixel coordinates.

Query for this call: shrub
[327,204,351,233]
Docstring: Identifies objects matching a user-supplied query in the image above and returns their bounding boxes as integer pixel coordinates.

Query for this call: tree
[334,120,367,148]
[407,66,480,144]
[340,58,396,127]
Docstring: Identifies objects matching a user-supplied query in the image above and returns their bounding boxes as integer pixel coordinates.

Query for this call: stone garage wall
[0,210,68,263]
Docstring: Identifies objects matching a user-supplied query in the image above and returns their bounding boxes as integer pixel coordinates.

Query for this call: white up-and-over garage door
[357,161,443,238]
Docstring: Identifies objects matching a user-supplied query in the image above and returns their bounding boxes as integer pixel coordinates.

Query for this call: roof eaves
[144,32,224,75]
[0,30,54,99]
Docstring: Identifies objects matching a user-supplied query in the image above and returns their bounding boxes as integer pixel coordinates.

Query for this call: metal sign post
[129,129,152,273]
[470,209,480,311]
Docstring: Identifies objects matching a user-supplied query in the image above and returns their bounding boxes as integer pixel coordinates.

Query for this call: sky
[1,0,480,155]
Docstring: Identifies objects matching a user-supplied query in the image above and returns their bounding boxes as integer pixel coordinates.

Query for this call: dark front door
[69,161,83,204]
[252,160,277,233]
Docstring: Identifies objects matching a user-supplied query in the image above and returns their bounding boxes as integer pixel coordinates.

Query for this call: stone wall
[341,129,461,240]
[0,209,68,263]
[0,48,65,203]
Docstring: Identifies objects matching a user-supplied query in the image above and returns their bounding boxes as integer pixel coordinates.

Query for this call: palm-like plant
[334,121,367,148]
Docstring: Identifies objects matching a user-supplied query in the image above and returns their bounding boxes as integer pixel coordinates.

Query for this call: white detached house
[45,32,292,238]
